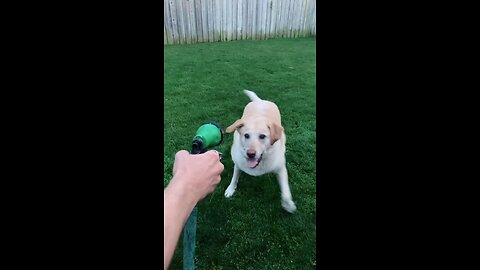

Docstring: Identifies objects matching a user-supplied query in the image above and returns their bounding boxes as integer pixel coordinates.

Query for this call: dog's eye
[244,134,250,139]
[259,134,266,139]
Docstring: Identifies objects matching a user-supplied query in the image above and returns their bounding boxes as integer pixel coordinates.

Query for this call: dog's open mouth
[247,154,263,168]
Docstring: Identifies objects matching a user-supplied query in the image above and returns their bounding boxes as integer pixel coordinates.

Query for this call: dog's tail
[243,89,262,102]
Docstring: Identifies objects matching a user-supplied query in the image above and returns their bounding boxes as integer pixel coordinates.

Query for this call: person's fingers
[173,150,189,175]
[203,150,223,163]
[204,150,222,160]
[216,162,225,174]
[219,162,224,171]
[203,151,223,176]
[211,176,221,190]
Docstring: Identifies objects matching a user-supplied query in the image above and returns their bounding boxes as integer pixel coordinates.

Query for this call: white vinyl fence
[164,0,316,45]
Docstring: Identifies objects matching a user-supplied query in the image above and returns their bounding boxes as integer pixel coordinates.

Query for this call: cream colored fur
[224,90,296,213]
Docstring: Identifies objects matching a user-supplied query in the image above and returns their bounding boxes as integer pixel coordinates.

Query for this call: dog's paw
[281,199,297,213]
[224,185,236,198]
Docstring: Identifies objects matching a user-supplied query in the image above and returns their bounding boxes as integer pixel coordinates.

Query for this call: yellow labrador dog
[224,90,296,213]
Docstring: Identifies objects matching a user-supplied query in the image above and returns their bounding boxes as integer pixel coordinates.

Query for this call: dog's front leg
[224,164,241,198]
[276,167,297,213]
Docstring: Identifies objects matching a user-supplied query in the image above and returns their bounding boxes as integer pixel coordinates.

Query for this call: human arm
[164,150,224,269]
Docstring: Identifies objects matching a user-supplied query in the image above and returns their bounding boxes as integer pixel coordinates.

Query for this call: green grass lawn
[164,37,316,269]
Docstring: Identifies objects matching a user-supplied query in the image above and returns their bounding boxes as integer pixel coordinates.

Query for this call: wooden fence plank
[242,0,247,39]
[218,0,223,41]
[212,0,218,41]
[283,0,290,38]
[298,0,306,38]
[280,0,286,37]
[312,1,316,35]
[216,0,220,41]
[222,0,227,40]
[293,0,299,37]
[287,0,295,38]
[257,0,263,40]
[301,0,309,37]
[194,0,202,42]
[182,0,191,44]
[266,0,270,39]
[257,0,262,40]
[168,1,176,44]
[188,0,196,42]
[264,0,268,39]
[253,0,258,40]
[175,0,185,44]
[207,0,213,42]
[232,0,238,41]
[269,0,275,38]
[237,0,242,40]
[164,0,174,44]
[247,0,249,39]
[274,0,282,38]
[226,0,231,41]
[201,0,208,42]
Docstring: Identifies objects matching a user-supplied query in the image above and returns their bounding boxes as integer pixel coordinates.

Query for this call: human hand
[170,150,224,203]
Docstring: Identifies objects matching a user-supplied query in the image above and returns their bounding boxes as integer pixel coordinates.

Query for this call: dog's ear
[268,122,284,145]
[226,119,244,133]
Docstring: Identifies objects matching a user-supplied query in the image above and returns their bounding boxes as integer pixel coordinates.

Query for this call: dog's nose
[247,150,256,158]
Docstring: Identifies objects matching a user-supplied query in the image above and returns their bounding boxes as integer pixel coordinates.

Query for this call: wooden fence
[164,0,316,45]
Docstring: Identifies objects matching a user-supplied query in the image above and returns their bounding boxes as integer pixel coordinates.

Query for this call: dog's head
[226,118,284,168]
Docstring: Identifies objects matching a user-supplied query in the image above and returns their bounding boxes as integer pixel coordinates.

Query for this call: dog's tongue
[247,158,259,168]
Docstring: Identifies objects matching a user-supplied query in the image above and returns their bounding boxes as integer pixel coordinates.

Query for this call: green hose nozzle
[191,122,224,154]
